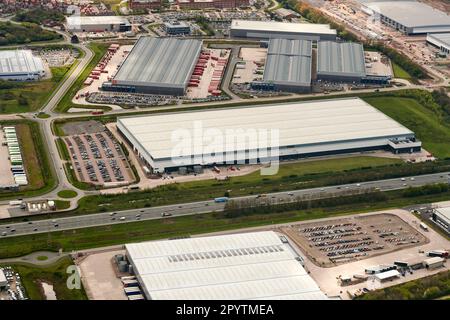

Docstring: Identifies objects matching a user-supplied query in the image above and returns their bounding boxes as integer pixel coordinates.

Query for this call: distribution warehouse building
[125,231,328,300]
[66,16,131,32]
[427,33,450,57]
[317,41,366,82]
[0,50,45,81]
[104,37,202,95]
[117,97,421,173]
[364,1,450,34]
[432,207,450,234]
[253,38,312,92]
[230,20,337,41]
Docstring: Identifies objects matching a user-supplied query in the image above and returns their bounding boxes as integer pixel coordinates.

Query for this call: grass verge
[54,42,110,113]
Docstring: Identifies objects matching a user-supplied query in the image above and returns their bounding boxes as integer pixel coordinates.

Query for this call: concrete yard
[0,133,15,186]
[186,48,231,99]
[364,51,393,78]
[73,45,133,109]
[233,47,267,84]
[77,250,128,300]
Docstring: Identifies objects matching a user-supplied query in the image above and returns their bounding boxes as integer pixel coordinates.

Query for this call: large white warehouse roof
[126,231,328,300]
[117,97,414,161]
[0,50,45,78]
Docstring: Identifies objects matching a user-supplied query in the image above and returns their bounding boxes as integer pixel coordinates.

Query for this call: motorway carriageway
[1,172,449,238]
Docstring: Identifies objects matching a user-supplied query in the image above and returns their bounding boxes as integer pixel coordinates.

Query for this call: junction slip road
[1,171,449,238]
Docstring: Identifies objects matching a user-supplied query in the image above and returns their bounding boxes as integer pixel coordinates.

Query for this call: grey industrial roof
[267,38,312,56]
[317,41,366,78]
[264,39,312,86]
[117,97,415,160]
[231,20,337,35]
[0,50,45,75]
[126,231,328,300]
[113,37,202,88]
[367,1,450,28]
[427,33,450,47]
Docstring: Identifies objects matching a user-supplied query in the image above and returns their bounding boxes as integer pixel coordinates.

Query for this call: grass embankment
[0,66,70,113]
[0,257,88,300]
[392,62,413,80]
[0,120,55,200]
[1,186,450,259]
[357,270,450,300]
[54,42,110,113]
[364,96,450,159]
[55,200,71,210]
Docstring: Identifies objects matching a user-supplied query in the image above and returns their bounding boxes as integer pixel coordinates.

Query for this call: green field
[0,257,88,300]
[55,42,110,113]
[0,66,70,113]
[392,62,413,80]
[364,96,450,159]
[357,270,450,300]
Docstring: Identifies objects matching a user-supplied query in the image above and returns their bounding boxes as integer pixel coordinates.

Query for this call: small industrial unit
[117,97,421,173]
[125,231,328,300]
[66,16,131,32]
[0,50,45,81]
[230,20,337,41]
[103,37,202,95]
